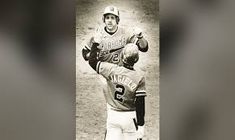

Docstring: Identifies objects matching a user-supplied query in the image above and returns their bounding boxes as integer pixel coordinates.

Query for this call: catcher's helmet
[103,6,120,23]
[122,43,139,66]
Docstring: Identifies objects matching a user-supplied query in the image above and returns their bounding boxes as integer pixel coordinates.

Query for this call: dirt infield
[76,0,159,139]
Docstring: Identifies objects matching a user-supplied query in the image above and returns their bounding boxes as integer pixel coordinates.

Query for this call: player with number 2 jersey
[89,43,146,140]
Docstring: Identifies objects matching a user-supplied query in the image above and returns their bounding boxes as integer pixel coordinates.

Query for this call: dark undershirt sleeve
[135,96,145,126]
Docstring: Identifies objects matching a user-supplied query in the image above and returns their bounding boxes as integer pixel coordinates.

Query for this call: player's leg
[123,131,137,140]
[123,120,138,140]
[106,106,123,140]
[105,126,123,140]
[122,112,138,140]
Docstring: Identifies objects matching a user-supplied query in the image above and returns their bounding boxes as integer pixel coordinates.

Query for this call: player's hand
[94,34,102,44]
[134,27,143,39]
[82,47,90,61]
[93,28,102,44]
[136,125,145,139]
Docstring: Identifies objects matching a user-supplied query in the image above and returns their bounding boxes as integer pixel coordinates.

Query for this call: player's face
[104,14,118,32]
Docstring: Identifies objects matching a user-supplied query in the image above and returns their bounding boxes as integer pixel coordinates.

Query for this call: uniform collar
[104,26,118,35]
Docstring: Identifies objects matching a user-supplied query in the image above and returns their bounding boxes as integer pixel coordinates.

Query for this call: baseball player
[82,5,148,64]
[88,43,146,140]
[82,6,149,107]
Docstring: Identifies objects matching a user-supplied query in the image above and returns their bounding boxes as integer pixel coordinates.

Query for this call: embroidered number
[114,84,125,102]
[112,53,119,62]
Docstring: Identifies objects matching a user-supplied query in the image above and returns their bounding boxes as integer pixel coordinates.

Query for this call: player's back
[100,63,145,111]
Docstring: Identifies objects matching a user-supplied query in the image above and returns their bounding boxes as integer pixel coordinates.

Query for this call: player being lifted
[88,43,146,140]
[82,5,148,64]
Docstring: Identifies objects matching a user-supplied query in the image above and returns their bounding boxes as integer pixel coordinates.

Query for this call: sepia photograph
[76,0,159,139]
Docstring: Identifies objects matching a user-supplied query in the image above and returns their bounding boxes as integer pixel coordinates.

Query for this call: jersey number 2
[112,54,119,62]
[114,84,125,102]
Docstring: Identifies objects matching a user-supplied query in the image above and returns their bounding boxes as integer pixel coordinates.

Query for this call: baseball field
[76,0,159,139]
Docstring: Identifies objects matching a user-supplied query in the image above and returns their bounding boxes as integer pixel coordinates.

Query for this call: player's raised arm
[82,26,103,61]
[81,37,93,61]
[129,27,149,52]
[88,43,100,71]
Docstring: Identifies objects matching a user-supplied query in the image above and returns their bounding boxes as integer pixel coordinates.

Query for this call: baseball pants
[105,104,138,140]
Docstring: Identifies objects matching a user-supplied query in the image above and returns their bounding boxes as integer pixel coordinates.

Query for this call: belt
[107,103,135,112]
[109,107,135,112]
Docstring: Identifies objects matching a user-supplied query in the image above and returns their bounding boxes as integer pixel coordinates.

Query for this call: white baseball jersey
[96,61,146,111]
